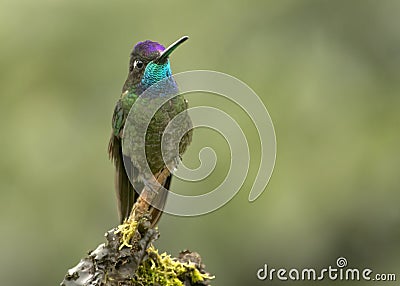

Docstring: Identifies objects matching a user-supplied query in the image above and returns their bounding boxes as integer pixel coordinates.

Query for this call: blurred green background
[1,0,399,285]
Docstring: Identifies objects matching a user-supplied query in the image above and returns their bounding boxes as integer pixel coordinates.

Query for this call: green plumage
[108,37,191,226]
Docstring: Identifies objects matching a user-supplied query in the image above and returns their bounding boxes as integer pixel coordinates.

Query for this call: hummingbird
[108,36,192,226]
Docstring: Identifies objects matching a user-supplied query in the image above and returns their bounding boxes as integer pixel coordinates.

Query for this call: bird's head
[123,36,188,94]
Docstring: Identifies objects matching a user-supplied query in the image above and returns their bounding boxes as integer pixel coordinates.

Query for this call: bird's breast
[123,94,192,176]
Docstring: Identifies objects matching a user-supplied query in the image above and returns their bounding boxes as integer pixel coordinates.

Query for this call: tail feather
[109,135,137,223]
[109,134,170,226]
[149,174,171,227]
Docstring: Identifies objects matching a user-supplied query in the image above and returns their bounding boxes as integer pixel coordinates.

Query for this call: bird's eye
[133,60,144,70]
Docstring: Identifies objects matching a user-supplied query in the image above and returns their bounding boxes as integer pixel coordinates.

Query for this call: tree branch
[60,215,214,286]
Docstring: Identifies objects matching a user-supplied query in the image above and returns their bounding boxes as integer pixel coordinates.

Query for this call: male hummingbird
[108,36,192,226]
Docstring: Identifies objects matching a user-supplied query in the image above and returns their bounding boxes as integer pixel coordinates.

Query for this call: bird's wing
[108,98,140,223]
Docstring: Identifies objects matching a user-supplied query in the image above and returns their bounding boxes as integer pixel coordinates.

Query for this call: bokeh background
[1,1,399,285]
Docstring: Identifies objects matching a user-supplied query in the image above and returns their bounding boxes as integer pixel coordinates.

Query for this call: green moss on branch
[60,216,214,286]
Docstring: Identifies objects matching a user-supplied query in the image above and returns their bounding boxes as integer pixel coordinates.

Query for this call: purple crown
[133,40,165,58]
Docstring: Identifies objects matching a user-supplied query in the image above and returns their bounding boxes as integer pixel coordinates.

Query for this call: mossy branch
[60,178,214,286]
[60,216,214,286]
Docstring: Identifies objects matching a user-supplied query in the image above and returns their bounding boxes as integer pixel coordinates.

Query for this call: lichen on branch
[60,215,214,286]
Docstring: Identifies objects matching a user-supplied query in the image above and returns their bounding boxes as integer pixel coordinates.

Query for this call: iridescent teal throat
[141,61,173,91]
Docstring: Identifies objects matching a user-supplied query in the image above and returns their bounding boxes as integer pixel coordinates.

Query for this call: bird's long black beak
[154,36,189,64]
